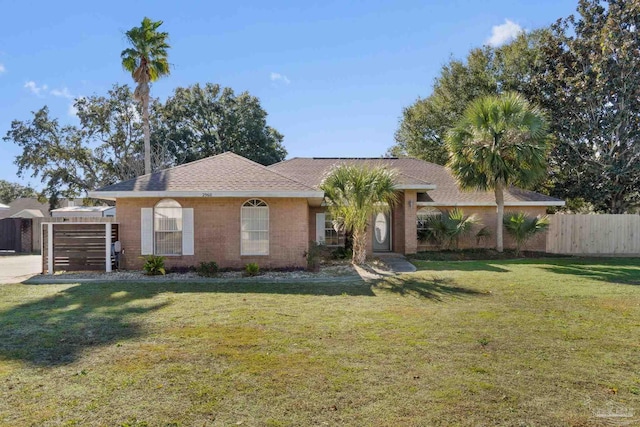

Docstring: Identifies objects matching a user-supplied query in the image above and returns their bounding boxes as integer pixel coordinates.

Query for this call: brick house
[89,152,564,270]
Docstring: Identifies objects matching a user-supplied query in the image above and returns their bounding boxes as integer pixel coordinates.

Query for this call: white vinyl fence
[546,214,640,255]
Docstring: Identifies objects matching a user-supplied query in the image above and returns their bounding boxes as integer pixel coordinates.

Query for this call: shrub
[197,261,219,277]
[419,208,480,249]
[304,241,324,272]
[330,246,353,260]
[245,262,260,276]
[141,255,166,275]
[475,227,491,245]
[503,212,550,255]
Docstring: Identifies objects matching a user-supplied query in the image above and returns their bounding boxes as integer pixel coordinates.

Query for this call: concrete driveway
[0,255,42,284]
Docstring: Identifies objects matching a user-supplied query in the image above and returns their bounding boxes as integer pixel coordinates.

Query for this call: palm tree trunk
[494,181,504,252]
[352,229,367,265]
[142,85,151,175]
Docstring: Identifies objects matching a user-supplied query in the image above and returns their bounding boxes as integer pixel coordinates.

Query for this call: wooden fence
[33,217,116,254]
[0,218,32,252]
[42,222,119,274]
[546,214,640,255]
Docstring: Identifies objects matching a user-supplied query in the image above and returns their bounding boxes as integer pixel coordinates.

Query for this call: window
[155,199,183,255]
[417,207,442,233]
[241,199,269,255]
[324,213,345,246]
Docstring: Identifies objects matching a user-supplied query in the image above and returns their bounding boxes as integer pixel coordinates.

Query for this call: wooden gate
[42,222,119,274]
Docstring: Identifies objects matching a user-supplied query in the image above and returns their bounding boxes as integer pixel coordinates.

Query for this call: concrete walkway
[373,252,416,273]
[0,255,42,284]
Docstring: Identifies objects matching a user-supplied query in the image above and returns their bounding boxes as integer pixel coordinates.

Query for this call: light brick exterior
[117,197,309,270]
[416,205,549,252]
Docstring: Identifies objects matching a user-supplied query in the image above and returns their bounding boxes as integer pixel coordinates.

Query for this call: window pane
[154,199,183,255]
[241,200,269,255]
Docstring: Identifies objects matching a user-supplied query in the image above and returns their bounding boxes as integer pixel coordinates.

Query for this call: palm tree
[503,212,550,256]
[121,17,170,175]
[320,164,398,265]
[446,92,550,252]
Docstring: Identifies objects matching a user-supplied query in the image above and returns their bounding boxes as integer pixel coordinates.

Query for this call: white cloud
[270,72,291,85]
[0,64,5,74]
[24,80,48,96]
[486,19,524,47]
[67,103,78,117]
[51,87,74,99]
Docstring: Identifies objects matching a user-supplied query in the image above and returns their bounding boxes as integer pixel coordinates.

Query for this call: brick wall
[117,197,309,270]
[416,205,549,252]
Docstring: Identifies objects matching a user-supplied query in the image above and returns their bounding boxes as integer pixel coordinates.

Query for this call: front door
[373,212,391,252]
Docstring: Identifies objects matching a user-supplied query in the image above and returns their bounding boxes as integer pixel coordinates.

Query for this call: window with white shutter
[154,199,183,255]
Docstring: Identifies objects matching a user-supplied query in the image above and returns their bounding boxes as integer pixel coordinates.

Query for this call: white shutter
[316,213,325,244]
[141,208,153,255]
[182,208,194,255]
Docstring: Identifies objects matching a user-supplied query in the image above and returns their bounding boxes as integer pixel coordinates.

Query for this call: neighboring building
[89,152,564,270]
[0,198,50,220]
[0,203,9,210]
[51,205,116,218]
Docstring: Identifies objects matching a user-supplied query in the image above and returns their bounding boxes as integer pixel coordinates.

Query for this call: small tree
[320,164,398,265]
[503,212,550,255]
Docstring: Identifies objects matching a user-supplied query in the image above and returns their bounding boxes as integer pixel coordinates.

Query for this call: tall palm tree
[121,17,170,175]
[446,92,550,252]
[320,164,398,265]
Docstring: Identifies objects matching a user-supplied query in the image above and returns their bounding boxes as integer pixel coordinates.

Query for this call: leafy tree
[503,212,550,255]
[418,208,480,249]
[320,164,398,265]
[0,180,35,204]
[3,83,285,197]
[390,31,548,164]
[156,83,287,165]
[121,17,170,175]
[532,0,640,213]
[446,92,550,252]
[2,85,162,199]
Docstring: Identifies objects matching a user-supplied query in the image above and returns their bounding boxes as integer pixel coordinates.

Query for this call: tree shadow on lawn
[411,259,511,273]
[374,275,488,301]
[0,279,375,366]
[537,258,640,285]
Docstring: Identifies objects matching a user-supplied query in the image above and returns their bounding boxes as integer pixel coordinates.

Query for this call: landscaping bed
[411,248,572,262]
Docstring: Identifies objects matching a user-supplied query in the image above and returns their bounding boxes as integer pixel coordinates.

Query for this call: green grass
[1,258,639,426]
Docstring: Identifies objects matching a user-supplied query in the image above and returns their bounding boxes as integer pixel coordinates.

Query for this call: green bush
[197,261,219,277]
[141,255,166,275]
[304,241,324,272]
[330,246,353,260]
[245,262,260,276]
[503,212,550,255]
[418,208,480,249]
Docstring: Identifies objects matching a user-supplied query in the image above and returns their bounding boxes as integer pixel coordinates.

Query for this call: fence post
[105,223,112,273]
[47,223,54,275]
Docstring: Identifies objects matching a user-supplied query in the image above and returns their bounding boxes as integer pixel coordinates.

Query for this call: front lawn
[1,258,639,426]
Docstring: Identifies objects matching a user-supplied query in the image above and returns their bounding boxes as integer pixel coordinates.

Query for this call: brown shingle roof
[90,152,320,197]
[268,157,564,206]
[0,198,50,220]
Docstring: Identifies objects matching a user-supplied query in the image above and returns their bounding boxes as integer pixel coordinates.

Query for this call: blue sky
[0,0,578,190]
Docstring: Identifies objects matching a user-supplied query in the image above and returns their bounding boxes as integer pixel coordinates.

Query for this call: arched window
[155,199,183,255]
[241,199,269,255]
